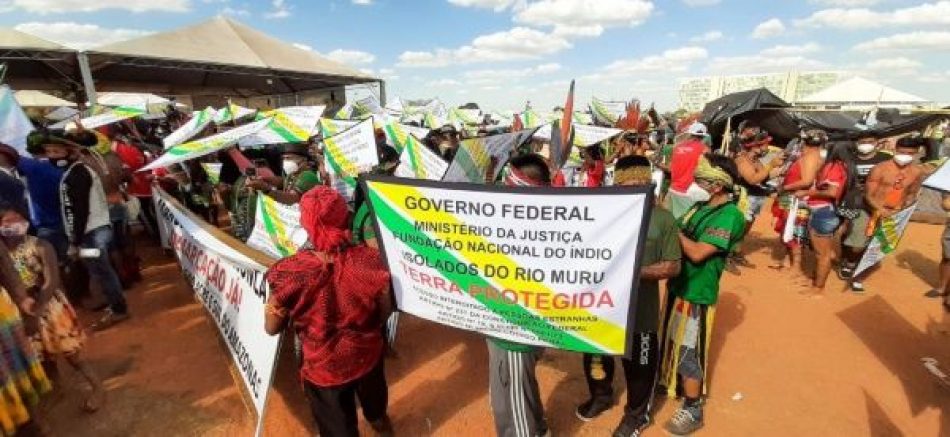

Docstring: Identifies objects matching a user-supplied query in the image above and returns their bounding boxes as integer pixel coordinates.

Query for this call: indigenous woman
[0,206,104,412]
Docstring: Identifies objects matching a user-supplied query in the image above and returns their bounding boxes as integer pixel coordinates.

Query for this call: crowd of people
[0,100,945,436]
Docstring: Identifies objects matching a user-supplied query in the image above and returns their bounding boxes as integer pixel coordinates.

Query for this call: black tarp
[700,88,948,148]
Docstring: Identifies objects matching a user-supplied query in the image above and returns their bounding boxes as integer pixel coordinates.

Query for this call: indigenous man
[661,155,746,436]
[487,153,552,437]
[839,134,892,292]
[575,156,681,437]
[666,123,711,219]
[731,129,784,272]
[245,143,323,205]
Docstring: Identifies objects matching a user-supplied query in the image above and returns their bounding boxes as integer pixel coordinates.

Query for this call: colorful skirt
[772,194,810,248]
[0,289,51,437]
[31,290,85,358]
[660,296,716,398]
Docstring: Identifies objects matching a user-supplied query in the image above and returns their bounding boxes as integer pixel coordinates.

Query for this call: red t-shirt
[582,160,605,187]
[669,139,707,193]
[114,142,153,197]
[266,246,391,387]
[807,161,848,208]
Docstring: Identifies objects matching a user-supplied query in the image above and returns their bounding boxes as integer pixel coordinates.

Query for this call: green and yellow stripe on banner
[323,135,359,190]
[112,106,147,118]
[256,195,297,257]
[367,181,623,354]
[454,138,491,183]
[384,123,410,153]
[264,111,310,143]
[404,136,427,179]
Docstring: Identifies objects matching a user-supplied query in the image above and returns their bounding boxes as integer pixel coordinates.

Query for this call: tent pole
[77,52,98,107]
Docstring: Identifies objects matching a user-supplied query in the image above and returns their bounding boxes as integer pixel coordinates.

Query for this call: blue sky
[2,0,949,111]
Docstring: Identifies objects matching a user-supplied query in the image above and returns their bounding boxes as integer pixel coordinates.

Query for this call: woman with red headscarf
[264,186,394,437]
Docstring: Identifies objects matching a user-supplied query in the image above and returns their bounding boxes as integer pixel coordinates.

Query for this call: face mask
[439,142,452,154]
[55,159,71,168]
[857,143,876,155]
[894,154,914,166]
[282,159,300,175]
[0,222,29,238]
[819,150,828,160]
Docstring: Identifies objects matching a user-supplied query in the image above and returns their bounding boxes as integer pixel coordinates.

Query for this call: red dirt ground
[44,215,950,436]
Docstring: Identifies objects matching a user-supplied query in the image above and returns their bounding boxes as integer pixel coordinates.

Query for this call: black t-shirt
[853,152,891,190]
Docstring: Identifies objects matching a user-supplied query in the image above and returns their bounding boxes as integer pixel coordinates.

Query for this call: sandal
[850,282,866,294]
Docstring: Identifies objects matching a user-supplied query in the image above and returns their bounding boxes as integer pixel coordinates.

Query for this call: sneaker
[850,281,866,294]
[664,408,703,436]
[576,397,613,422]
[838,265,853,280]
[91,310,130,332]
[612,416,648,437]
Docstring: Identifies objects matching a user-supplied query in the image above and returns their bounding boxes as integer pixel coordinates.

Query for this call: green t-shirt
[668,202,745,305]
[634,207,682,333]
[286,169,321,194]
[351,202,377,245]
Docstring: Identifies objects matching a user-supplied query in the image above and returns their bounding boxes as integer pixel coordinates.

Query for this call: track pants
[582,331,660,424]
[487,340,547,437]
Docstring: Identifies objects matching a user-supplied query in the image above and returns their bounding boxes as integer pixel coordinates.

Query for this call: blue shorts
[808,205,841,236]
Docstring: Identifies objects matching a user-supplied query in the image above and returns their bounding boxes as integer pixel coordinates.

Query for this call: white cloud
[587,46,708,81]
[5,0,190,13]
[760,42,821,56]
[796,1,950,29]
[689,30,723,43]
[751,18,785,39]
[398,27,571,67]
[352,0,374,4]
[220,6,249,16]
[866,57,922,76]
[324,49,376,65]
[14,22,151,50]
[682,0,721,6]
[807,0,880,5]
[854,31,950,51]
[265,0,290,18]
[428,79,462,87]
[447,0,517,11]
[292,42,313,51]
[918,71,950,83]
[514,0,654,38]
[462,63,562,84]
[708,55,826,73]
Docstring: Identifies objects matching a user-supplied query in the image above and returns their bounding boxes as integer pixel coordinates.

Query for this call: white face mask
[894,154,914,166]
[857,143,876,155]
[0,222,29,238]
[819,149,828,160]
[282,159,300,175]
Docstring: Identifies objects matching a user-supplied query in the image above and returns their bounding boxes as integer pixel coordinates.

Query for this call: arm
[640,260,681,280]
[263,296,287,336]
[864,166,885,211]
[678,232,720,264]
[267,189,302,205]
[0,244,28,305]
[736,158,773,185]
[941,193,950,212]
[903,171,924,208]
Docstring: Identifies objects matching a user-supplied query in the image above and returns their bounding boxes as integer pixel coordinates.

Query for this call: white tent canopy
[95,92,170,108]
[14,90,75,107]
[799,76,928,106]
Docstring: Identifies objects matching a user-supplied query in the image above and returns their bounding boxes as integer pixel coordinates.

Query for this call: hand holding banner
[394,134,448,181]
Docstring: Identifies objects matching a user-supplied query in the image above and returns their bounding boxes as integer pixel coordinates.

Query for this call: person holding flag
[666,123,711,219]
[244,143,323,205]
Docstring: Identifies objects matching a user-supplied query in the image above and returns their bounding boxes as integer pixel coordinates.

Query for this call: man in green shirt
[487,153,552,437]
[660,154,746,436]
[575,156,682,437]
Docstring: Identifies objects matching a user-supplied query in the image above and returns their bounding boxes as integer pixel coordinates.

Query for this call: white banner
[442,130,534,183]
[323,118,379,200]
[383,121,430,153]
[394,134,448,180]
[239,106,325,147]
[214,103,256,124]
[533,123,621,146]
[854,204,917,277]
[164,106,216,149]
[924,160,950,193]
[363,177,653,356]
[143,118,272,171]
[319,118,359,138]
[50,106,145,130]
[246,194,306,259]
[153,188,280,420]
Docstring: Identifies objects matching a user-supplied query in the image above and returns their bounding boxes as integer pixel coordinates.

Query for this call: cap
[438,124,458,134]
[687,122,708,136]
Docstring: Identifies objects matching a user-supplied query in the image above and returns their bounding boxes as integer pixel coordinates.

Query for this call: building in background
[796,76,930,111]
[678,71,844,112]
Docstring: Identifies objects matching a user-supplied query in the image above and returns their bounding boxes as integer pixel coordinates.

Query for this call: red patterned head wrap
[299,186,352,252]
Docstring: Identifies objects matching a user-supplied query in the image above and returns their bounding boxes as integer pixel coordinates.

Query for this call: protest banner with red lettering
[362,176,653,357]
[154,188,280,427]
